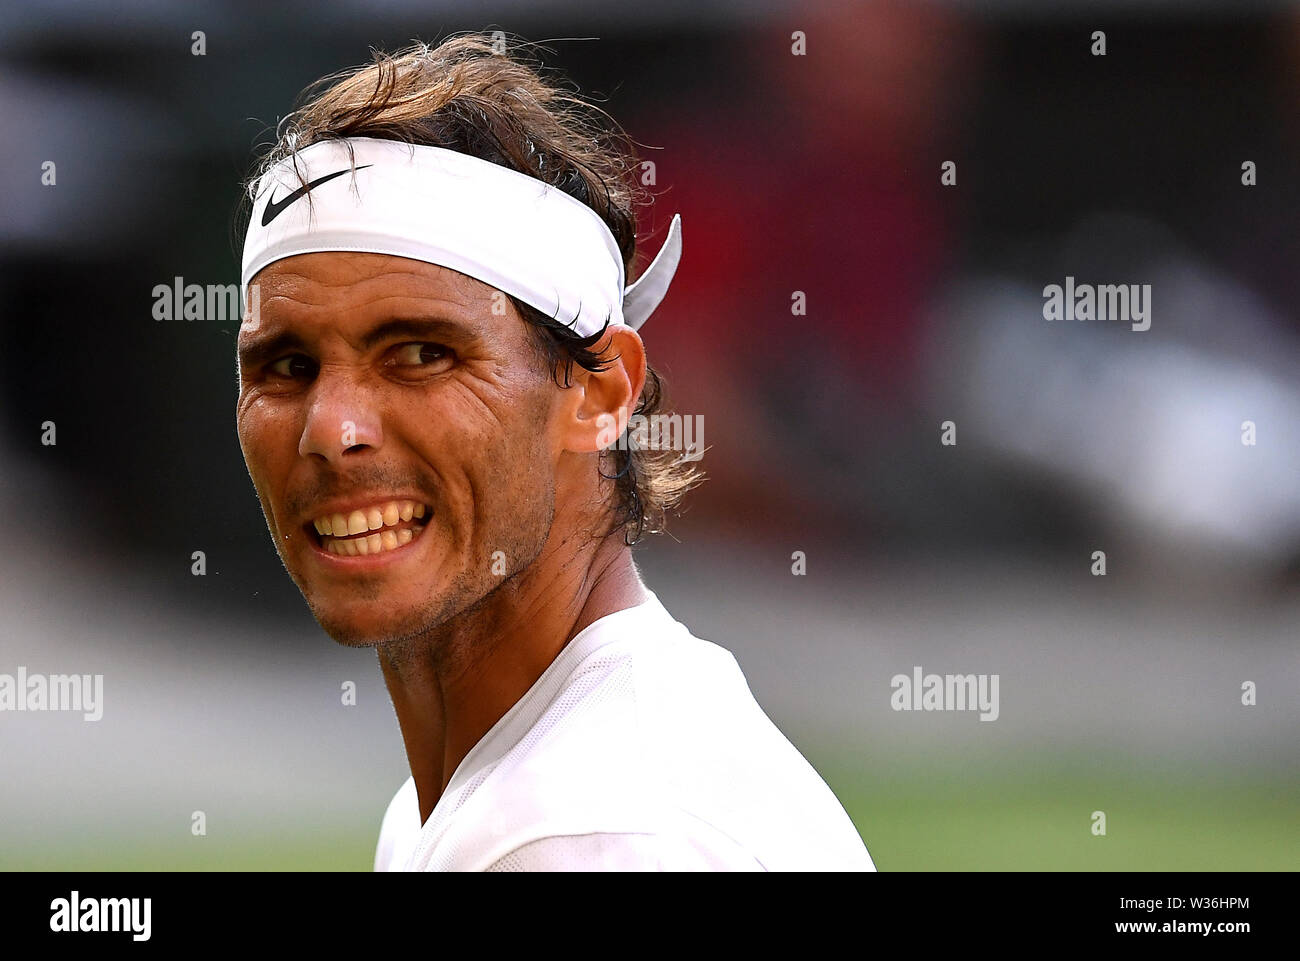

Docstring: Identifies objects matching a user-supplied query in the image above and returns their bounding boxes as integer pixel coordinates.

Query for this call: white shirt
[373,591,875,871]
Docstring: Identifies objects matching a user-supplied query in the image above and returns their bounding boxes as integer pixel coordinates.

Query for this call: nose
[298,368,383,465]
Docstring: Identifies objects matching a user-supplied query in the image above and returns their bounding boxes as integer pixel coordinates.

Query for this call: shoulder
[482,829,765,872]
[405,596,876,872]
[373,776,420,872]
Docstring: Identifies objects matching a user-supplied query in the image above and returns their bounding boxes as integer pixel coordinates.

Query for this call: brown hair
[243,33,702,543]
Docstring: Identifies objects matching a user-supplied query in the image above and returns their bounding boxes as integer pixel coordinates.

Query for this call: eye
[389,342,454,370]
[268,354,316,379]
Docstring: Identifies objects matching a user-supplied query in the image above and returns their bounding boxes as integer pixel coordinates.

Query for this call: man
[235,34,874,871]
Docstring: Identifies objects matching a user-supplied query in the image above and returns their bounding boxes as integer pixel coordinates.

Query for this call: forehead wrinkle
[343,271,502,322]
[263,254,492,293]
[246,259,531,358]
[261,265,494,314]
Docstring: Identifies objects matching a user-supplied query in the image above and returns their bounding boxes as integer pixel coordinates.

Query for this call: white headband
[240,136,682,336]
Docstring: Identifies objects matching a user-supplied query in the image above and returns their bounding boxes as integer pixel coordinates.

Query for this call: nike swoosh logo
[261,165,373,227]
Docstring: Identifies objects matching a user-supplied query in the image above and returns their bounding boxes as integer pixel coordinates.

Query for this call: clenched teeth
[312,500,427,537]
[323,526,421,556]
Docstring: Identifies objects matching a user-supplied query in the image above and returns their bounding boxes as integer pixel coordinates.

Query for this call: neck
[377,525,648,825]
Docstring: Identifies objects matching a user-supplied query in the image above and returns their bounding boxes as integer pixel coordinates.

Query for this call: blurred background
[2,0,1297,870]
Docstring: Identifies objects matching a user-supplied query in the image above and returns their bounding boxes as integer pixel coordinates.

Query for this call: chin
[293,553,507,649]
[307,593,441,648]
[315,617,389,648]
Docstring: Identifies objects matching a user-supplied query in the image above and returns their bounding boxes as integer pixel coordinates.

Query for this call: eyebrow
[359,317,473,350]
[237,330,306,369]
[238,316,476,369]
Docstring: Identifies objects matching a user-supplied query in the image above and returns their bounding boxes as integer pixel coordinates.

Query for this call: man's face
[236,253,563,646]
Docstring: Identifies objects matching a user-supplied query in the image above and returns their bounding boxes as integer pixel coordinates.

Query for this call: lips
[305,498,430,557]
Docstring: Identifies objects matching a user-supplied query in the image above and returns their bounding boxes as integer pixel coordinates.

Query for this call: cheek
[239,392,298,449]
[476,398,560,530]
[402,381,557,522]
[237,399,300,505]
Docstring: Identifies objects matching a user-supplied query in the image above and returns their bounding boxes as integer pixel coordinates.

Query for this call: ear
[558,325,647,455]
